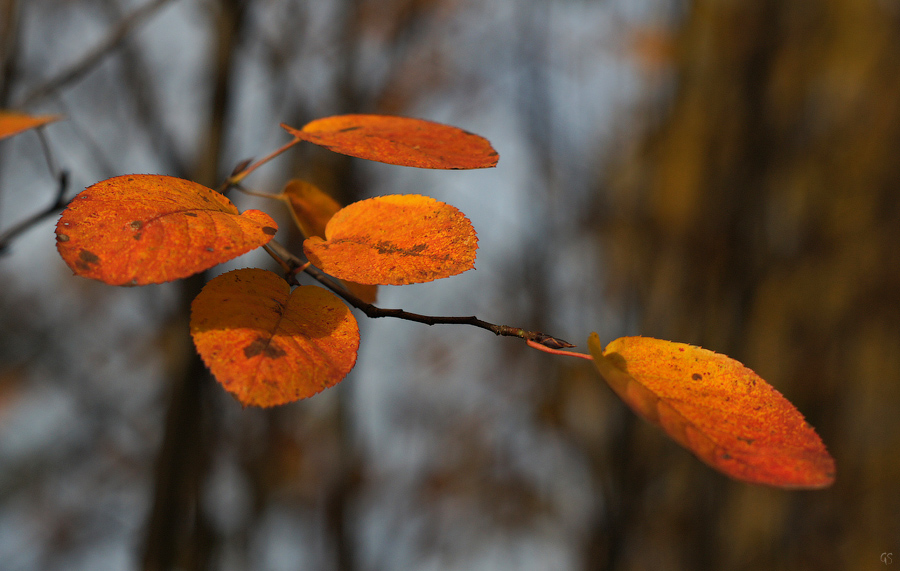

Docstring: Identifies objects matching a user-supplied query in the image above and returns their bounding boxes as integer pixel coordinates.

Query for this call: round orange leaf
[191,269,359,407]
[56,175,278,285]
[303,194,477,285]
[282,114,498,169]
[0,110,62,140]
[587,333,835,488]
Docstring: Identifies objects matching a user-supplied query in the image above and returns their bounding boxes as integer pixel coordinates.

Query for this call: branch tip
[525,339,593,360]
[532,333,576,349]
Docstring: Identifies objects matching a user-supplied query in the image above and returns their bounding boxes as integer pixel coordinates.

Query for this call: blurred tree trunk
[596,0,900,569]
[142,1,247,569]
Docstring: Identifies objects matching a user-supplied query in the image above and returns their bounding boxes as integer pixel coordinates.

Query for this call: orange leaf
[191,268,359,407]
[340,281,378,305]
[282,114,498,169]
[0,111,62,140]
[56,174,277,285]
[587,334,835,488]
[280,179,378,303]
[304,194,477,285]
[280,179,341,239]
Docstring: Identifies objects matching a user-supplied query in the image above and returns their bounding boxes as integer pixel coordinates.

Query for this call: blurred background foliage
[0,0,897,570]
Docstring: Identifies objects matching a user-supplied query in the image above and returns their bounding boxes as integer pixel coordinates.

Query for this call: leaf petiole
[225,137,301,187]
[232,183,284,201]
[525,339,593,360]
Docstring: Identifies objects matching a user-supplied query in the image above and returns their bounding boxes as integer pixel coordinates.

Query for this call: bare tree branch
[0,169,67,255]
[0,0,22,106]
[18,0,176,108]
[264,238,580,351]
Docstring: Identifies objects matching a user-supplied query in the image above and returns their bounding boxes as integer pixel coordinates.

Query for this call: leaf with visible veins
[282,114,498,169]
[588,333,835,488]
[191,268,359,407]
[304,194,477,285]
[56,174,277,285]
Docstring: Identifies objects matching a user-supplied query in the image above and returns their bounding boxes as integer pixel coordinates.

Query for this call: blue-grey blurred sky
[0,1,660,569]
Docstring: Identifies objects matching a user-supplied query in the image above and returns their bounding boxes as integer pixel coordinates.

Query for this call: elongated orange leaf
[191,269,359,407]
[587,334,835,488]
[0,111,62,140]
[280,179,342,239]
[304,194,477,285]
[280,179,378,303]
[56,174,277,285]
[282,114,498,169]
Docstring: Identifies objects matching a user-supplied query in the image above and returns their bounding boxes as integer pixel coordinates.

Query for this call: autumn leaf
[282,114,498,169]
[280,179,342,239]
[587,333,835,488]
[0,111,62,140]
[279,179,378,303]
[191,268,359,407]
[56,174,277,286]
[304,194,477,285]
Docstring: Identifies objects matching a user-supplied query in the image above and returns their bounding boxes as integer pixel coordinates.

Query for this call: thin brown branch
[264,238,578,350]
[224,136,300,188]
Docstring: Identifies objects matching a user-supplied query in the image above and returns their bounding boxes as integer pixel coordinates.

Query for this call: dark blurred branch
[18,0,175,108]
[98,0,191,178]
[194,0,247,187]
[0,168,67,255]
[0,128,67,255]
[0,0,21,106]
[35,127,61,178]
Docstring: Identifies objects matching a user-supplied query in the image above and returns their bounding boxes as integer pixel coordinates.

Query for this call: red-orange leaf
[191,269,359,407]
[282,114,498,169]
[56,174,277,285]
[587,333,835,488]
[0,111,62,140]
[280,179,378,303]
[304,194,477,285]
